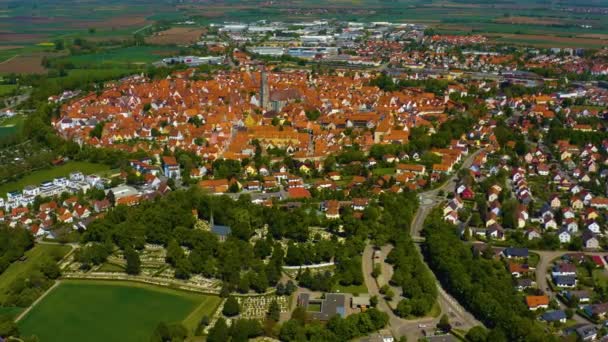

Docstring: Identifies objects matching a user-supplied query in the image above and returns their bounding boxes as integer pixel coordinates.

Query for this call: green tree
[207,318,229,342]
[125,247,141,275]
[465,326,488,342]
[268,299,281,322]
[223,296,240,317]
[437,314,451,332]
[0,314,18,338]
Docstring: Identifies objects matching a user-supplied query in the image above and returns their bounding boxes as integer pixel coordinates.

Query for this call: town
[1,13,608,342]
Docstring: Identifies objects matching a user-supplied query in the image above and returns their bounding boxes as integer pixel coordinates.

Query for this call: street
[361,150,485,340]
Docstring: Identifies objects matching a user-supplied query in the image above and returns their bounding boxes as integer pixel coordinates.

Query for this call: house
[199,179,230,193]
[549,195,562,209]
[299,293,348,321]
[584,303,608,319]
[526,295,549,310]
[563,290,591,303]
[162,156,181,179]
[553,275,577,288]
[525,229,541,240]
[552,263,576,277]
[544,217,558,230]
[587,220,601,234]
[558,228,572,244]
[487,224,505,240]
[352,198,369,211]
[590,197,608,210]
[516,278,535,291]
[287,187,311,199]
[502,247,529,259]
[582,231,599,249]
[575,324,597,341]
[92,199,111,212]
[509,262,530,278]
[571,197,584,210]
[325,200,340,220]
[540,310,567,323]
[564,218,579,233]
[396,163,425,175]
[460,187,475,200]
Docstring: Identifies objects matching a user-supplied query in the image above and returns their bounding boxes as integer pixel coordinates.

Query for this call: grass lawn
[592,269,608,287]
[62,46,179,67]
[372,168,395,176]
[19,280,221,342]
[0,84,16,97]
[307,303,322,312]
[0,161,110,197]
[333,282,368,295]
[0,115,24,139]
[0,244,71,303]
[97,262,125,272]
[528,252,540,268]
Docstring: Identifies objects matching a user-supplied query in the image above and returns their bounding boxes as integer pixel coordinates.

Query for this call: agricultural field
[145,27,206,45]
[0,0,607,59]
[18,280,221,342]
[0,54,46,74]
[0,161,111,197]
[59,45,179,67]
[0,244,71,303]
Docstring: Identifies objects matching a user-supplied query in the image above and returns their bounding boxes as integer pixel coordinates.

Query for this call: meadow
[0,116,24,140]
[0,244,71,303]
[60,45,179,67]
[18,280,221,342]
[0,161,111,197]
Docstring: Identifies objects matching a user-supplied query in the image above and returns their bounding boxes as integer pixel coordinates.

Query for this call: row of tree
[422,209,557,341]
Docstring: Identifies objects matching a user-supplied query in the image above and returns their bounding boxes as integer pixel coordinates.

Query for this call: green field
[372,168,395,176]
[60,46,179,67]
[0,161,111,197]
[0,85,16,97]
[18,280,221,342]
[0,116,24,140]
[0,244,71,303]
[333,282,368,295]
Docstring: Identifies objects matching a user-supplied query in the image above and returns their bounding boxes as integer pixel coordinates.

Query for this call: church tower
[260,66,270,111]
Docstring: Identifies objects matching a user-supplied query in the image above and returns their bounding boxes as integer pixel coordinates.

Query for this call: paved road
[361,150,485,340]
[533,249,608,325]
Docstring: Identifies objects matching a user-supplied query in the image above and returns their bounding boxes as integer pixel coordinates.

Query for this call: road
[361,150,484,340]
[533,249,608,325]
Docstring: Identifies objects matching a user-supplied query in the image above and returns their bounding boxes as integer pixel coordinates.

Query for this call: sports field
[18,280,221,342]
[0,161,111,197]
[0,244,71,303]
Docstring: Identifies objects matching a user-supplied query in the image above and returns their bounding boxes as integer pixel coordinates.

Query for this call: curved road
[533,249,608,325]
[362,150,484,340]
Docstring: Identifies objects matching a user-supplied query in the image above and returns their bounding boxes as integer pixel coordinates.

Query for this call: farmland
[18,280,221,342]
[0,55,46,74]
[0,0,606,61]
[145,27,206,45]
[0,244,71,303]
[58,45,180,67]
[0,161,111,197]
